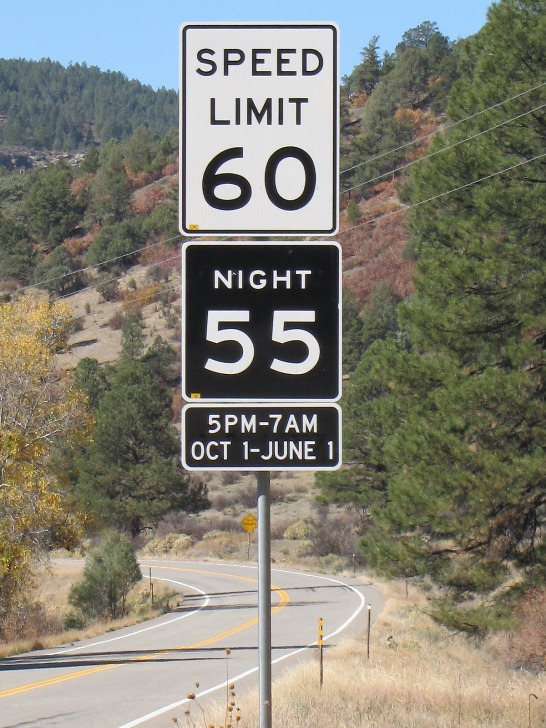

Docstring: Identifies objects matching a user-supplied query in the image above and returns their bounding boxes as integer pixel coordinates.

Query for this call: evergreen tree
[345,200,361,223]
[123,125,161,174]
[359,282,400,351]
[141,335,178,387]
[384,0,546,588]
[119,311,145,364]
[76,353,209,536]
[81,145,100,173]
[34,245,82,294]
[396,21,445,52]
[341,283,400,375]
[141,200,178,242]
[68,532,141,621]
[341,21,455,191]
[85,219,144,268]
[0,213,33,281]
[348,36,381,95]
[73,357,109,411]
[23,160,82,246]
[0,58,178,150]
[87,140,132,226]
[321,0,546,600]
[317,339,397,530]
[341,289,365,374]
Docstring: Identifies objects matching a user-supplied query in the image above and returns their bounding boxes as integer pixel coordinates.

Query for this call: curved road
[0,560,383,728]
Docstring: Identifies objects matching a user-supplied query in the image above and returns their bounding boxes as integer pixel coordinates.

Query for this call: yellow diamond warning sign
[241,513,258,533]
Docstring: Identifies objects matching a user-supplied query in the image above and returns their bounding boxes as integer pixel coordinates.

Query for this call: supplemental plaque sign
[180,22,339,235]
[182,241,341,402]
[182,403,341,471]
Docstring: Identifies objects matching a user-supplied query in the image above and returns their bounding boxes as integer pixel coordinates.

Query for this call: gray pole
[257,471,272,728]
[367,603,372,658]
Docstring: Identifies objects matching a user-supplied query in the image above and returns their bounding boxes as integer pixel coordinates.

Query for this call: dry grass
[0,611,165,660]
[196,579,546,728]
[0,560,177,659]
[55,263,181,369]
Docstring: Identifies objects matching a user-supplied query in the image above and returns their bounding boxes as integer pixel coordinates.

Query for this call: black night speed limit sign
[179,23,339,235]
[182,242,341,401]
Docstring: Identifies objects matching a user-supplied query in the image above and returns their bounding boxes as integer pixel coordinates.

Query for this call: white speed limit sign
[179,23,339,236]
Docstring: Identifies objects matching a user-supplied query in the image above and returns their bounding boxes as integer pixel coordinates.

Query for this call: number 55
[204,310,320,375]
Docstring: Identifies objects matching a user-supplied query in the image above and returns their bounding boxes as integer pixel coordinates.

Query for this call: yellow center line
[0,566,289,699]
[0,663,119,698]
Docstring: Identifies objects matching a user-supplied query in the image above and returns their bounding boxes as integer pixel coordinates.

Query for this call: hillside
[0,21,463,373]
[0,58,177,152]
[0,18,464,558]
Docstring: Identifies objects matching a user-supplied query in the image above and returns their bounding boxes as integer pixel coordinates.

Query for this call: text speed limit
[182,242,341,402]
[180,23,339,235]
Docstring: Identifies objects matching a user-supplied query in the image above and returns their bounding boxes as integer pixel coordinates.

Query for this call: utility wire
[62,149,546,308]
[57,254,182,302]
[3,227,241,299]
[42,148,546,335]
[3,82,545,298]
[32,232,183,291]
[342,101,546,194]
[340,79,546,175]
[340,151,546,237]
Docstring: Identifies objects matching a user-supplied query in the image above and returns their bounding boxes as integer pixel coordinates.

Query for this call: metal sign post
[179,22,340,728]
[257,472,272,728]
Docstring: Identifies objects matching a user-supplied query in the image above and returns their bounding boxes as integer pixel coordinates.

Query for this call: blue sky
[1,0,494,90]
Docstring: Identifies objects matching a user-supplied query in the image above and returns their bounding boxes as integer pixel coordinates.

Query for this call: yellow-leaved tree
[0,296,90,639]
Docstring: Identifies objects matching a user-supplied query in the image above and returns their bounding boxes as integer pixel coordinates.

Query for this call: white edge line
[51,579,209,655]
[116,571,367,728]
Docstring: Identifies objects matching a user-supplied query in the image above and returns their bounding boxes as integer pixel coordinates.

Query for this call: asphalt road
[0,560,383,728]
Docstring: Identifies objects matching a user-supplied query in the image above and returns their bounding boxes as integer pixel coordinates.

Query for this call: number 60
[202,146,317,211]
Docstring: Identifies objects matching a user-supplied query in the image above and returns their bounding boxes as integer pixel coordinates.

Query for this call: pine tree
[68,532,141,621]
[23,160,82,246]
[76,355,209,536]
[321,0,546,597]
[87,140,131,226]
[386,0,546,587]
[0,213,33,281]
[119,311,145,364]
[348,36,381,95]
[73,357,108,410]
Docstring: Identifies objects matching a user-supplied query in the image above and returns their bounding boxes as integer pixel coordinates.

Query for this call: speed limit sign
[182,241,341,401]
[180,23,339,235]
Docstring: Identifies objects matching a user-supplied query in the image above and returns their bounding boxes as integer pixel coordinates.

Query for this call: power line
[63,150,546,304]
[339,151,546,237]
[57,254,181,303]
[31,232,183,292]
[340,80,546,176]
[62,153,545,355]
[343,101,546,194]
[1,232,183,301]
[3,82,545,299]
[2,228,239,300]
